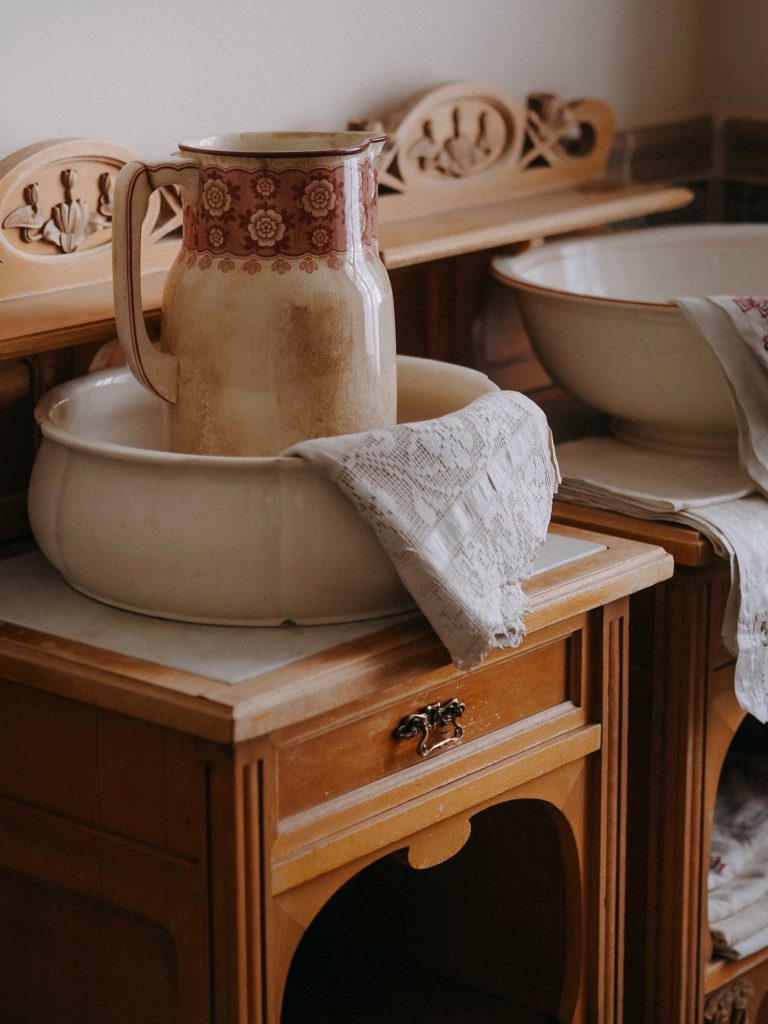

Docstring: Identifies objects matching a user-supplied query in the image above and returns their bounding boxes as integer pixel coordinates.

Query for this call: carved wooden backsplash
[4,168,114,253]
[0,138,181,551]
[0,137,181,300]
[351,81,614,222]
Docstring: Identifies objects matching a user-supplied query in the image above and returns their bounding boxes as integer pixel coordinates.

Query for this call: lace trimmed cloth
[678,296,768,496]
[286,391,560,670]
[555,436,768,723]
[677,295,768,722]
[551,292,768,724]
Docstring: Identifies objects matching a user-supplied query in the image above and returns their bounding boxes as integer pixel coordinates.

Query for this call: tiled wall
[608,115,768,226]
[722,118,768,222]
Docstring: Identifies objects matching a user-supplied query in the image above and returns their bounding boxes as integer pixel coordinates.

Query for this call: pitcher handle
[112,160,199,403]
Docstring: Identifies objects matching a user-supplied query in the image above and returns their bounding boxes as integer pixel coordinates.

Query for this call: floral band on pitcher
[179,160,379,273]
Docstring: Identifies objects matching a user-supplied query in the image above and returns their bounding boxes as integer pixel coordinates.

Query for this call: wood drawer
[275,623,585,820]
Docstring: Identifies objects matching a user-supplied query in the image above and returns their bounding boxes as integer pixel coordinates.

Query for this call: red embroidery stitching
[734,297,768,318]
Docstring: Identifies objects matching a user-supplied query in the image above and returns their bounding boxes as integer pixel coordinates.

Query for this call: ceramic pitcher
[112,132,396,456]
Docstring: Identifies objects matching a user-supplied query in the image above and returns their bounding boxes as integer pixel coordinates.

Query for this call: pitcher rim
[178,131,387,158]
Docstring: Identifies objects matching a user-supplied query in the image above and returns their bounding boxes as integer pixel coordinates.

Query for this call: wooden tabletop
[551,499,719,568]
[0,524,672,744]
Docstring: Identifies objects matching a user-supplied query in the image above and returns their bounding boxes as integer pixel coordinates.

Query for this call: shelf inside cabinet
[706,947,768,992]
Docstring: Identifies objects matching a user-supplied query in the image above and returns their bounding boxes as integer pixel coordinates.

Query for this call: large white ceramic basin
[492,224,768,454]
[29,356,497,625]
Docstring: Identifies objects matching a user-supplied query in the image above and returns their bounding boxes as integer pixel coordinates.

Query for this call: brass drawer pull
[393,698,465,758]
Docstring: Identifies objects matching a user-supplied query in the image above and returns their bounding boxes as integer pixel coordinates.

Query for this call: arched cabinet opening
[281,798,579,1023]
[708,715,768,970]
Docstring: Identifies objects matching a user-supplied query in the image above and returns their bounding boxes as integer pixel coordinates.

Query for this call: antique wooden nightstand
[553,500,768,1024]
[0,526,670,1023]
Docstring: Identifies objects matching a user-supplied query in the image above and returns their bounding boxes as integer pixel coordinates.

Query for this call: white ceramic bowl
[29,356,497,625]
[492,224,768,454]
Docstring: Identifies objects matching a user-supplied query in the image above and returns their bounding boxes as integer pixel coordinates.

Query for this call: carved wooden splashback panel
[0,138,181,299]
[351,81,614,221]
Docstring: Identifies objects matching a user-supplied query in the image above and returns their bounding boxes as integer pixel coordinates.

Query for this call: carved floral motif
[399,94,595,183]
[2,168,113,253]
[526,92,588,156]
[703,978,754,1024]
[350,84,609,205]
[407,108,493,177]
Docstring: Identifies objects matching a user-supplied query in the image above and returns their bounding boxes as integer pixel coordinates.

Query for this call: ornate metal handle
[393,698,465,759]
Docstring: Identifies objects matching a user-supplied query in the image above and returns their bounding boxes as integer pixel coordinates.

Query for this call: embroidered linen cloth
[558,299,768,956]
[555,437,768,723]
[551,437,754,516]
[286,391,560,670]
[677,296,768,496]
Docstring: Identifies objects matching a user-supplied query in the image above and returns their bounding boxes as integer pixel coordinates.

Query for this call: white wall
[2,0,708,161]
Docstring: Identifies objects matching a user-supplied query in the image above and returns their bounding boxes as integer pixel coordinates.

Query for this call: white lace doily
[287,391,560,669]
